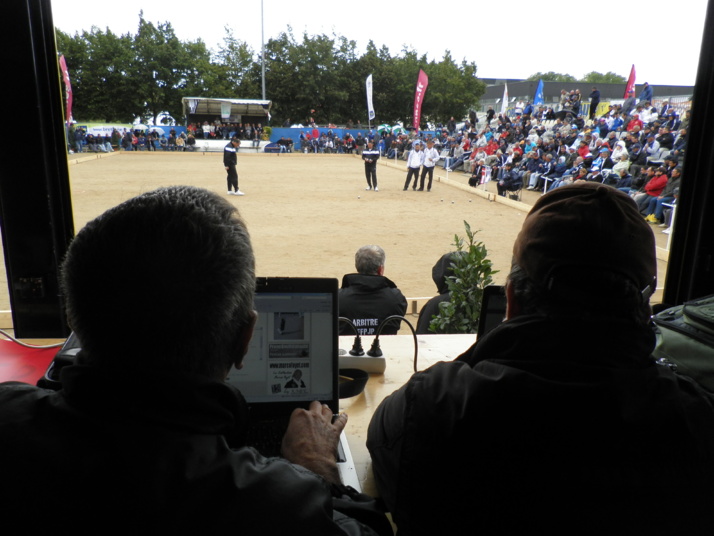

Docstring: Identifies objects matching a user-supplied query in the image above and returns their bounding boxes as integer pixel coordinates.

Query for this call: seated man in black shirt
[339,245,407,335]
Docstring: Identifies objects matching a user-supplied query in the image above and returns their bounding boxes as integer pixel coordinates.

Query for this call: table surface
[337,334,476,496]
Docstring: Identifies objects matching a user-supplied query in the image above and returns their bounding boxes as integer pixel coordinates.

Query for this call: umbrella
[149,126,166,135]
[391,125,406,135]
[377,124,391,134]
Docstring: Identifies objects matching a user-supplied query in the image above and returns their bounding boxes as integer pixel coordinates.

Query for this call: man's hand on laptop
[282,400,347,485]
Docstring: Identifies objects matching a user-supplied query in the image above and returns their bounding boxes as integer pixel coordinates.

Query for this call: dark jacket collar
[60,364,249,446]
[340,273,398,291]
[457,314,656,371]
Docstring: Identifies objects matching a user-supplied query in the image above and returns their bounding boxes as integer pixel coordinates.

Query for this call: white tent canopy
[182,97,272,121]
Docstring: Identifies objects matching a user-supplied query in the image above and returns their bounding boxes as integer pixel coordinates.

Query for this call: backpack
[652,294,714,392]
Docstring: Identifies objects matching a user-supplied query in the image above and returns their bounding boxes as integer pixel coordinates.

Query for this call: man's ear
[505,282,522,321]
[377,265,385,276]
[233,310,257,370]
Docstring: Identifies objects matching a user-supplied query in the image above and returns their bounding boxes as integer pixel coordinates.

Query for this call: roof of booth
[182,97,272,116]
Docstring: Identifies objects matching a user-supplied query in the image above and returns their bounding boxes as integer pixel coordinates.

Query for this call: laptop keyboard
[247,417,289,458]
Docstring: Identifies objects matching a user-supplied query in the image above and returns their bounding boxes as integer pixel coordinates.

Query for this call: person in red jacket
[627,114,644,132]
[634,166,668,213]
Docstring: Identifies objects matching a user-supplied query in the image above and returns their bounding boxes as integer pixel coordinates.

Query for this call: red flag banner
[413,69,428,133]
[624,64,636,98]
[59,55,73,123]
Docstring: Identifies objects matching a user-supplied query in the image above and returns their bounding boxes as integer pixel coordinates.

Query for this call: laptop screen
[225,278,338,409]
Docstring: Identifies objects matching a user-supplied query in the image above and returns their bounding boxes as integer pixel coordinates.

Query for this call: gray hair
[355,245,386,275]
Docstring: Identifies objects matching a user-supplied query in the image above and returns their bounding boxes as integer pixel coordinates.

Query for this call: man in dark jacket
[0,187,388,535]
[416,252,458,334]
[589,86,601,120]
[496,162,523,197]
[368,183,714,535]
[339,245,407,336]
[223,136,244,195]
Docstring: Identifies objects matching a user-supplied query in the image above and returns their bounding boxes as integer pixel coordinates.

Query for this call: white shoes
[375,187,379,192]
[366,186,372,190]
[227,190,233,195]
[234,190,245,196]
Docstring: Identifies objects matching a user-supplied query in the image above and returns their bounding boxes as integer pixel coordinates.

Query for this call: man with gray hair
[0,187,388,534]
[339,245,407,335]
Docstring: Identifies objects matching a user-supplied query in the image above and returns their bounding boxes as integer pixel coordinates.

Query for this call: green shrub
[429,221,498,334]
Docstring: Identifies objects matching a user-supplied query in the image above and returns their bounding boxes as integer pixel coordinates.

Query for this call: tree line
[526,71,627,84]
[55,13,486,127]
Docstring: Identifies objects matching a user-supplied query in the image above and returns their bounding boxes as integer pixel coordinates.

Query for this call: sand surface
[1,150,670,327]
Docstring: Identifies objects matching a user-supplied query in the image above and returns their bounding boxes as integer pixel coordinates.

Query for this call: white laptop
[225,277,360,490]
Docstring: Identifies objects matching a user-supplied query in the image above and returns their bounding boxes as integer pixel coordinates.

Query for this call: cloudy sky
[51,0,709,87]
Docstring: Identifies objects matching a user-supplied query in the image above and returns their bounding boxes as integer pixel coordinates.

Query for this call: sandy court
[66,151,527,298]
[1,150,669,324]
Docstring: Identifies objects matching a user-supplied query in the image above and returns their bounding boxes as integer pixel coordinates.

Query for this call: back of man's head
[509,183,656,325]
[355,245,386,275]
[62,186,255,378]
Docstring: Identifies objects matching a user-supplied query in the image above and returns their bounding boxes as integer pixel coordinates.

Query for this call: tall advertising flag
[533,79,544,105]
[413,69,429,133]
[366,74,375,121]
[500,82,509,116]
[624,64,636,98]
[59,55,73,123]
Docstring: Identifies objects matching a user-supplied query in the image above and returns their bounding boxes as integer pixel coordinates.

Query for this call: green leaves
[526,71,627,84]
[56,15,487,126]
[429,221,498,334]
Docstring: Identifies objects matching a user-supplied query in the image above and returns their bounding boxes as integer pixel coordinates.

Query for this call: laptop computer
[224,276,360,490]
[42,277,361,490]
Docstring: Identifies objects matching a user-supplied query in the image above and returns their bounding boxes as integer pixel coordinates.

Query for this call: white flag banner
[220,101,232,120]
[187,99,199,114]
[500,83,509,116]
[366,74,375,121]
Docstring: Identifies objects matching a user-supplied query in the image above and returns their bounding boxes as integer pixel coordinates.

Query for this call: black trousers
[365,164,377,188]
[419,166,435,190]
[226,166,238,191]
[404,167,420,189]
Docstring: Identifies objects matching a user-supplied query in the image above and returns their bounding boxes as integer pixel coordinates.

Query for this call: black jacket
[368,315,714,535]
[416,253,457,334]
[223,142,238,166]
[0,364,382,534]
[339,274,407,335]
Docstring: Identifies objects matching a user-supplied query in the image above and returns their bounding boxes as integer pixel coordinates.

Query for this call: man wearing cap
[622,91,637,117]
[659,100,673,119]
[496,162,522,197]
[611,111,625,132]
[591,147,614,172]
[367,183,714,535]
[640,81,653,103]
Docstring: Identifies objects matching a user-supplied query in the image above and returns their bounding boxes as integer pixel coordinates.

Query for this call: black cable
[372,315,419,372]
[338,317,364,356]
